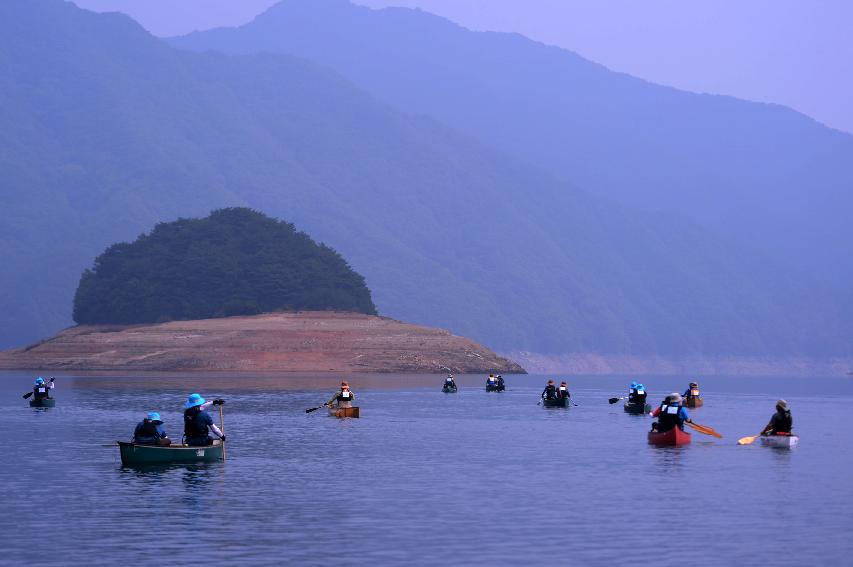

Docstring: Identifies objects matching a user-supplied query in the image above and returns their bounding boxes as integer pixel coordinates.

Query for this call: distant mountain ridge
[172,0,853,283]
[1,0,851,369]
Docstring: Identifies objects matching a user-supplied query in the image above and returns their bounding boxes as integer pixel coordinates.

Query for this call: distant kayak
[623,402,650,414]
[648,427,691,446]
[685,397,704,408]
[760,434,799,448]
[542,397,569,408]
[117,440,224,466]
[329,406,360,418]
[29,398,56,408]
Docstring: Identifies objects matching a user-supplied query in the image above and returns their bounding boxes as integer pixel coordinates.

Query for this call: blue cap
[184,393,206,409]
[34,377,45,385]
[147,411,162,422]
[630,381,638,388]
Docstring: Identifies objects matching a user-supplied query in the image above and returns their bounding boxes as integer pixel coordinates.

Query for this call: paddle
[685,421,722,438]
[306,403,329,414]
[608,396,626,404]
[215,399,226,462]
[738,433,764,445]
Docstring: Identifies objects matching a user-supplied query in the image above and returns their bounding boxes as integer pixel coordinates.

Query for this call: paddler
[541,379,557,400]
[32,376,54,401]
[761,400,793,437]
[133,411,171,446]
[496,375,505,390]
[557,381,571,400]
[486,374,497,388]
[628,382,647,404]
[650,393,692,432]
[183,393,226,447]
[328,381,356,409]
[683,381,701,403]
[443,374,457,390]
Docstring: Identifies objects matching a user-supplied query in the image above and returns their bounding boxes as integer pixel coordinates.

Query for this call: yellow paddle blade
[738,434,761,445]
[686,421,723,438]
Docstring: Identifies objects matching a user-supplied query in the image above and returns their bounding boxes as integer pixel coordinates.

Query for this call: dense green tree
[72,208,376,324]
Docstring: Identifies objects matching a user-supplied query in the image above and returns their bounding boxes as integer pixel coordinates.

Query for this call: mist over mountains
[173,0,853,284]
[1,0,850,369]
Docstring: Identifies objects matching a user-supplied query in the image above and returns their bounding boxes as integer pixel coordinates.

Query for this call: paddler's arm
[210,423,224,439]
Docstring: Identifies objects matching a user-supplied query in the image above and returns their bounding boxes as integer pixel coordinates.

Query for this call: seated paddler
[444,374,457,390]
[183,393,226,447]
[557,381,571,399]
[628,382,647,404]
[328,381,356,408]
[762,400,793,436]
[133,411,171,446]
[542,379,557,400]
[650,393,692,432]
[486,374,497,387]
[33,376,55,400]
[683,382,701,402]
[496,375,505,389]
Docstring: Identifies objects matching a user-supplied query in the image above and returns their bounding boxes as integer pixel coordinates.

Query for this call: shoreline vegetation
[0,312,525,374]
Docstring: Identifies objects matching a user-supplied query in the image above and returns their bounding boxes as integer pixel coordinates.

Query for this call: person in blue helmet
[183,393,226,447]
[628,382,647,405]
[650,393,692,432]
[443,374,458,391]
[133,412,171,446]
[32,377,55,401]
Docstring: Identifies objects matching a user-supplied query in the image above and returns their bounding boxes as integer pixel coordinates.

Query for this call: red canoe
[648,427,692,446]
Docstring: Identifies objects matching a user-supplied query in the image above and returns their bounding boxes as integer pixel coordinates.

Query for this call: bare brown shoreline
[0,312,525,374]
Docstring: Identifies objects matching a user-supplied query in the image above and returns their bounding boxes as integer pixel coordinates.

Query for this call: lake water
[1,371,851,566]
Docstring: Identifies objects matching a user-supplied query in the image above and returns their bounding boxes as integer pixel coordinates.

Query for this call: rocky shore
[0,312,524,374]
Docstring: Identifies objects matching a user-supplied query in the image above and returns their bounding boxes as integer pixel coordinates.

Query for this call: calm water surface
[1,372,852,566]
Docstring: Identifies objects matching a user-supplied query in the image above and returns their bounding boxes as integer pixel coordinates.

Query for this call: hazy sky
[72,0,853,134]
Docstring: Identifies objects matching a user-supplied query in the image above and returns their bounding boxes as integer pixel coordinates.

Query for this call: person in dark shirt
[183,393,225,447]
[133,412,170,446]
[762,400,793,436]
[541,379,557,400]
[557,381,571,399]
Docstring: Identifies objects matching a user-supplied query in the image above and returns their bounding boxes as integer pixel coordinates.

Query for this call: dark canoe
[329,406,360,418]
[647,427,692,446]
[623,402,651,414]
[542,397,569,408]
[117,441,224,466]
[685,397,704,408]
[29,398,56,408]
[442,386,458,393]
[485,384,505,392]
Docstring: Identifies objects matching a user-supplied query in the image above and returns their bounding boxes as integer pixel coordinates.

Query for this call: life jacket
[183,406,209,438]
[337,390,353,402]
[687,387,700,399]
[657,402,683,431]
[33,386,49,400]
[543,385,557,399]
[135,419,161,443]
[773,410,793,434]
[558,386,569,398]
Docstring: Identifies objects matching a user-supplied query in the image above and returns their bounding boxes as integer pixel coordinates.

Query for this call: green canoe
[117,441,225,466]
[623,402,651,414]
[542,397,570,408]
[29,398,56,408]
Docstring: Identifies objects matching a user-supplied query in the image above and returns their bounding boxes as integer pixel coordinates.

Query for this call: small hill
[72,208,377,324]
[0,312,525,374]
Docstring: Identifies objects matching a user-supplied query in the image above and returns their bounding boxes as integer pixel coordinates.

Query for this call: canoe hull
[117,441,224,466]
[542,397,570,408]
[685,397,704,408]
[485,385,505,392]
[29,398,56,408]
[760,434,799,448]
[329,406,360,418]
[648,427,692,446]
[442,387,458,394]
[623,402,651,414]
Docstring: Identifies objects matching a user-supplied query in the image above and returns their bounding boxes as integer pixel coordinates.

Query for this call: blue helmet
[184,393,206,409]
[34,377,45,386]
[147,411,162,422]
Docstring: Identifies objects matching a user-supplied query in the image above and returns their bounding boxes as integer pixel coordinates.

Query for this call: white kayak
[760,434,799,448]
